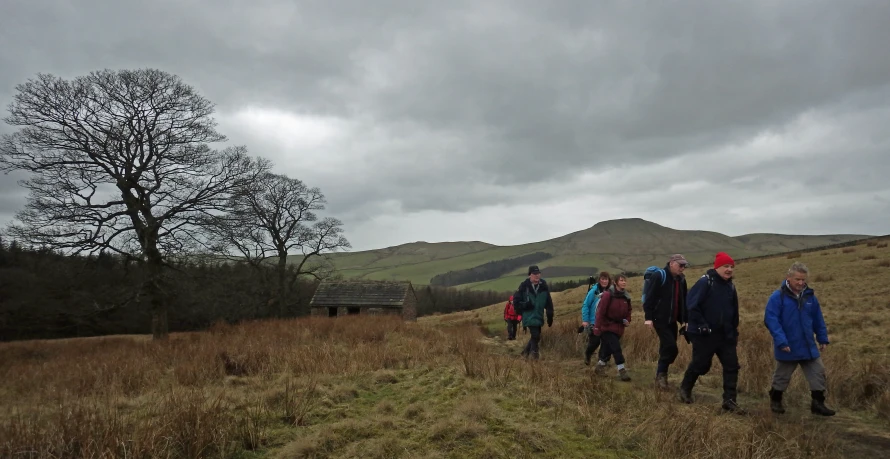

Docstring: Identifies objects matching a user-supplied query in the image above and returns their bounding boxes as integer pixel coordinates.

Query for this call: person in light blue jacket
[581,271,611,365]
[763,262,835,416]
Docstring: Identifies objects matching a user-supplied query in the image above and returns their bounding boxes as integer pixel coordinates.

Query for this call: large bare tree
[0,69,268,339]
[205,172,350,316]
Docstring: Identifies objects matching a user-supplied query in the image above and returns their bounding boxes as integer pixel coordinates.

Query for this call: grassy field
[319,218,869,288]
[2,238,889,458]
[455,275,588,292]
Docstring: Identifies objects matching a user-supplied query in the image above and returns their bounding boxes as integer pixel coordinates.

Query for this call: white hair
[787,262,809,276]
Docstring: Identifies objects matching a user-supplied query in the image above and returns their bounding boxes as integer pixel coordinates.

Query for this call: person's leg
[605,333,630,381]
[521,325,532,357]
[584,331,601,365]
[771,360,797,392]
[654,323,679,379]
[592,332,614,374]
[715,337,742,412]
[800,357,835,416]
[507,321,517,340]
[769,360,798,414]
[678,334,716,403]
[528,326,542,359]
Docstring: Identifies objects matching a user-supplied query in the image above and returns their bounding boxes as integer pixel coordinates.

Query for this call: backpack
[702,274,736,298]
[641,266,666,303]
[512,290,531,314]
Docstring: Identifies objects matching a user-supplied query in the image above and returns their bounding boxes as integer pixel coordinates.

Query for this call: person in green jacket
[514,265,555,360]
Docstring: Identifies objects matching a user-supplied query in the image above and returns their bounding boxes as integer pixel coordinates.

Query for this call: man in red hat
[677,252,744,413]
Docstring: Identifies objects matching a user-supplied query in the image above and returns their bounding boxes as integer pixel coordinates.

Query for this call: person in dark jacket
[764,262,835,416]
[580,271,611,365]
[592,274,632,381]
[677,252,744,413]
[514,265,554,360]
[503,295,522,340]
[643,254,689,390]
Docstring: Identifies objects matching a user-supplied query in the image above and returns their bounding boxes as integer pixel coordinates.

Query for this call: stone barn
[309,280,417,321]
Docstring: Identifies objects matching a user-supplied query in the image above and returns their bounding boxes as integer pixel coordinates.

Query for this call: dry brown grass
[0,316,454,458]
[3,237,890,458]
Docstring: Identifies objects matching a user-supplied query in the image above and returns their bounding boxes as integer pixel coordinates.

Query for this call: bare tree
[0,69,268,339]
[205,172,350,316]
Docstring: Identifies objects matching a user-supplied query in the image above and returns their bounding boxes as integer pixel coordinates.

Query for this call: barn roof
[309,281,415,308]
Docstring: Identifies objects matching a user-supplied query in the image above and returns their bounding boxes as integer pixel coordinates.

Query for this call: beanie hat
[714,252,735,269]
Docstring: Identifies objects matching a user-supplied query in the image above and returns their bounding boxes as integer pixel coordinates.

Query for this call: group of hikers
[503,253,836,416]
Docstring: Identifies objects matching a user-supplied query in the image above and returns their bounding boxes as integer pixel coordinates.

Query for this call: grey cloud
[2,0,890,245]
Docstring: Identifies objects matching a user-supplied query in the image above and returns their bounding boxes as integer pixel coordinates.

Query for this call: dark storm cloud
[1,1,889,249]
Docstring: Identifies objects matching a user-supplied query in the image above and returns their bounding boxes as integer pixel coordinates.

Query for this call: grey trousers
[771,357,827,391]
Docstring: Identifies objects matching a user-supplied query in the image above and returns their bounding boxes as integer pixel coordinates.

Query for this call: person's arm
[680,277,689,324]
[625,297,632,324]
[545,292,554,327]
[731,286,740,338]
[581,288,596,326]
[812,295,830,347]
[686,277,709,332]
[642,272,660,322]
[764,292,789,351]
[593,291,611,335]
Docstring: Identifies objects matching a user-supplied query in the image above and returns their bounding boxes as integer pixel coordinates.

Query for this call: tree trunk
[144,237,169,340]
[151,302,168,340]
[277,253,288,317]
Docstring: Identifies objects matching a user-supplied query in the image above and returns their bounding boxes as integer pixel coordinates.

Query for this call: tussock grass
[3,238,890,458]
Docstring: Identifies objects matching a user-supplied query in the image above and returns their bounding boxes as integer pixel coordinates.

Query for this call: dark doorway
[327,307,337,317]
[347,307,360,315]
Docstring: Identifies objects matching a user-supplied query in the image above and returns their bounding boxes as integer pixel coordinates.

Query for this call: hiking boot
[618,368,631,382]
[769,389,785,414]
[722,399,747,415]
[594,362,607,376]
[811,391,836,416]
[677,386,693,404]
[584,354,591,366]
[655,372,669,390]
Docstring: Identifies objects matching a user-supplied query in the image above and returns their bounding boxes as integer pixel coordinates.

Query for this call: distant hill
[300,218,869,290]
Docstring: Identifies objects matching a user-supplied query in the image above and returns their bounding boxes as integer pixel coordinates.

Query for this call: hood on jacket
[609,285,632,301]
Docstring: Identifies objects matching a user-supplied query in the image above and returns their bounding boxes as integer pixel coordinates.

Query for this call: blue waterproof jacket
[581,284,607,325]
[763,281,829,361]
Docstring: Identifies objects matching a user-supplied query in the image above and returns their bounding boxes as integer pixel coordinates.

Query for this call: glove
[679,324,690,344]
[547,319,553,327]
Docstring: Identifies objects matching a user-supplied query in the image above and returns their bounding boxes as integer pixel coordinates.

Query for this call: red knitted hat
[714,252,735,269]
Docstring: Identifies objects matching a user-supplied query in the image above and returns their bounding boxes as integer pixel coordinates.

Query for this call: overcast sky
[2,0,889,251]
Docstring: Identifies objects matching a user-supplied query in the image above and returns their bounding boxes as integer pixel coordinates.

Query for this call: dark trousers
[681,333,740,402]
[598,331,625,365]
[522,326,542,358]
[506,320,519,340]
[584,329,601,362]
[654,323,679,374]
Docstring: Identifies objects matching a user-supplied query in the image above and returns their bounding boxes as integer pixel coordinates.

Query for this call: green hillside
[303,218,869,290]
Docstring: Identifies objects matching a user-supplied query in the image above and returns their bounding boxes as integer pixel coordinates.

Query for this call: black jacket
[642,264,688,325]
[685,269,739,340]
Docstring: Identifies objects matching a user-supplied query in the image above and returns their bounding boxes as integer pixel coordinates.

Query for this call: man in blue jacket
[677,252,743,413]
[764,262,836,416]
[514,265,554,360]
